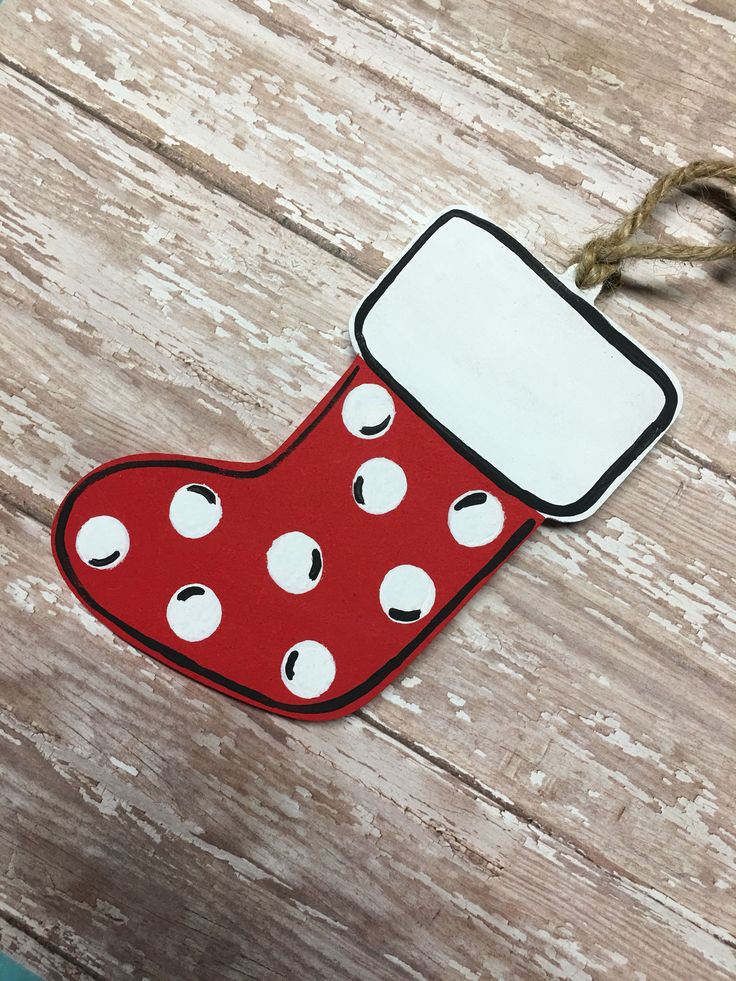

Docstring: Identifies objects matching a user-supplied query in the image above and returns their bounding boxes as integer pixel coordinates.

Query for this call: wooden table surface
[1,2,734,978]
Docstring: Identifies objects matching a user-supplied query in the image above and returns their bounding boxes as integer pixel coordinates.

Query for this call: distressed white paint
[0,1,734,975]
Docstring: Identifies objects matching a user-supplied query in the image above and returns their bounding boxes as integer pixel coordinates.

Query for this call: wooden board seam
[0,52,730,491]
[3,490,733,956]
[0,49,365,277]
[360,710,736,952]
[1,22,734,962]
[331,0,736,191]
[0,906,102,981]
[330,0,665,178]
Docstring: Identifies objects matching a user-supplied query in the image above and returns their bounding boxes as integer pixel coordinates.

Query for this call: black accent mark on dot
[353,475,365,505]
[53,348,537,714]
[177,585,205,602]
[187,484,217,505]
[454,492,488,511]
[360,414,391,436]
[88,550,120,568]
[308,548,322,582]
[285,649,299,681]
[389,607,421,623]
[56,440,536,714]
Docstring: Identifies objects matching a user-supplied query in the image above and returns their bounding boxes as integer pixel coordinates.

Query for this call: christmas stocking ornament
[53,208,681,721]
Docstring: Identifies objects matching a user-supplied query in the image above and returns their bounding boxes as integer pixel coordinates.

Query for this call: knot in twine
[574,159,736,290]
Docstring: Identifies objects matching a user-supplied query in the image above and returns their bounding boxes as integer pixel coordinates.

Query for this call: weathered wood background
[1,1,734,978]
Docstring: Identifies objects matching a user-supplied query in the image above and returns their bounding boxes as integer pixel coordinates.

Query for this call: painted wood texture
[7,503,736,980]
[340,0,736,174]
[2,0,734,473]
[0,922,92,981]
[0,1,734,977]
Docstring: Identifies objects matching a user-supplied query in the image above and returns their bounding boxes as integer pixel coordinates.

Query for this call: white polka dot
[448,491,505,547]
[169,483,222,539]
[76,515,129,569]
[342,384,395,439]
[267,532,323,594]
[281,640,336,699]
[352,458,407,514]
[379,565,435,624]
[166,584,222,642]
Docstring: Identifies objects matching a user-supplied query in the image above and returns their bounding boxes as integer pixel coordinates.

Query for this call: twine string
[574,159,736,289]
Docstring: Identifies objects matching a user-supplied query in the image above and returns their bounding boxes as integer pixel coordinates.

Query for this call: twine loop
[574,159,736,289]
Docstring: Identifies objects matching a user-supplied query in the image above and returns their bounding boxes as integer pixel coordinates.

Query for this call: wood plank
[337,0,736,176]
[0,918,95,981]
[1,0,734,473]
[1,65,735,948]
[3,500,736,979]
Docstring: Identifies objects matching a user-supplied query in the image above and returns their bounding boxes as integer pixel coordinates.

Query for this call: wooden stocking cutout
[52,210,681,721]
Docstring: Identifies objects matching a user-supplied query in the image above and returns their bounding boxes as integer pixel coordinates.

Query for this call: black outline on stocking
[54,364,537,715]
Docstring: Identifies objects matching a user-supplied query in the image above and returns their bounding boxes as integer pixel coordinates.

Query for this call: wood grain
[3,500,736,980]
[1,61,735,977]
[0,917,94,981]
[2,0,735,474]
[1,0,735,975]
[337,0,736,175]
